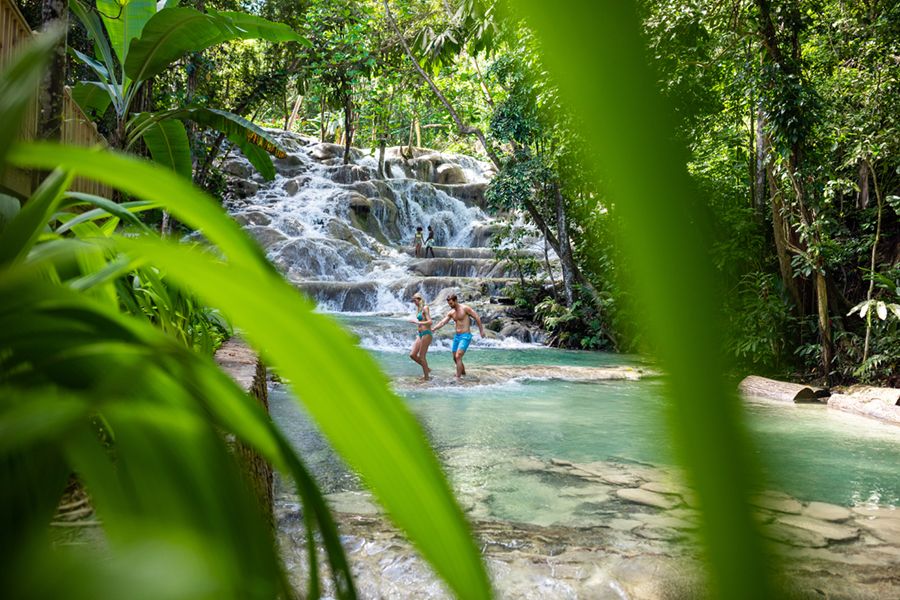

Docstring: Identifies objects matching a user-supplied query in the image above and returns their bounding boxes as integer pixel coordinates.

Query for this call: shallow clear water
[272,315,900,526]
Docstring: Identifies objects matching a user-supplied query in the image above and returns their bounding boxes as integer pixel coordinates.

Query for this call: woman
[408,292,433,380]
[413,226,424,258]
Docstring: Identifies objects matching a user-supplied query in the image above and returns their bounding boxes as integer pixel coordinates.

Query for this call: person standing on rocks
[413,226,424,258]
[425,225,436,258]
[408,292,433,380]
[433,294,486,379]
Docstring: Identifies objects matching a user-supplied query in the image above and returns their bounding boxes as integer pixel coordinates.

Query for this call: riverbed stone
[567,461,644,487]
[616,488,679,510]
[852,505,900,520]
[776,515,860,542]
[802,501,852,522]
[606,518,643,532]
[857,515,900,546]
[750,490,803,514]
[762,522,829,548]
[639,480,684,497]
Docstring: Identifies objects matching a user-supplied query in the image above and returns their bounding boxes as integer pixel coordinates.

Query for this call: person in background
[413,226,424,258]
[432,294,485,379]
[425,225,436,258]
[408,292,433,380]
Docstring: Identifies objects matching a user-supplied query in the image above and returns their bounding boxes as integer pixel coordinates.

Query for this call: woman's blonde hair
[412,292,424,303]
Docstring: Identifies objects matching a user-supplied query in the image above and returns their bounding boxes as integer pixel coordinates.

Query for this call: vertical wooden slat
[1,0,112,198]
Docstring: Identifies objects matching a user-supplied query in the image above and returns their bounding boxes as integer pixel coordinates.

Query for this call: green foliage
[1,36,490,600]
[514,2,775,598]
[726,272,793,373]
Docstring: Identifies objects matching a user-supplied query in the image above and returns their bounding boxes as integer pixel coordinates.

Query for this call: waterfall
[222,132,548,344]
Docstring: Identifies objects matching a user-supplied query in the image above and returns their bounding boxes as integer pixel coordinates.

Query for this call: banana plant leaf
[124,7,308,83]
[140,118,193,179]
[130,108,287,180]
[95,0,157,68]
[68,0,119,91]
[70,81,114,120]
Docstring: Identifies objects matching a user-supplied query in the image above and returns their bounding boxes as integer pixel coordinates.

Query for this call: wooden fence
[1,0,112,199]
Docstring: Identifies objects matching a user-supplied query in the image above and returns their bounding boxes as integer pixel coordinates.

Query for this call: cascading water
[222,131,547,344]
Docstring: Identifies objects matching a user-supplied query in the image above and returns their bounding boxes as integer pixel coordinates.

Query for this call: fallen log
[738,376,821,403]
[827,394,900,426]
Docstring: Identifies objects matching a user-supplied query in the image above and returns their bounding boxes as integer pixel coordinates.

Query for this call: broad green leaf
[113,236,491,600]
[0,28,63,164]
[124,8,307,83]
[6,143,267,271]
[70,48,110,81]
[7,141,490,598]
[71,81,115,119]
[56,195,156,233]
[139,117,192,178]
[69,0,120,91]
[210,9,311,46]
[174,107,285,180]
[0,273,352,597]
[96,0,157,67]
[513,1,773,597]
[0,170,73,268]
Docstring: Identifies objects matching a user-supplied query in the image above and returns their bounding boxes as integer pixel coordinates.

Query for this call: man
[433,294,486,379]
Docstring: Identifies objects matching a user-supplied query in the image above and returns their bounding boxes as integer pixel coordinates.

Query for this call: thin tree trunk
[554,185,576,306]
[37,0,66,143]
[754,106,767,214]
[343,93,353,165]
[861,158,884,363]
[766,166,802,313]
[543,237,559,301]
[320,95,326,142]
[383,0,501,168]
[287,94,303,131]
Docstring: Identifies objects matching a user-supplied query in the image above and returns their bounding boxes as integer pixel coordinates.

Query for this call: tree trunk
[287,94,303,131]
[766,166,802,313]
[377,138,387,179]
[37,0,67,143]
[320,95,326,142]
[343,93,353,165]
[754,106,767,214]
[554,185,576,306]
[383,0,501,169]
[861,158,884,364]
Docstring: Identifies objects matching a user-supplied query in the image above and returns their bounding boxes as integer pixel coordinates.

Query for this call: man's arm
[433,311,452,331]
[466,306,486,337]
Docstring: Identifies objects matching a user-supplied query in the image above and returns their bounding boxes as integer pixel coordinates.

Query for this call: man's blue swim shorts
[452,332,473,353]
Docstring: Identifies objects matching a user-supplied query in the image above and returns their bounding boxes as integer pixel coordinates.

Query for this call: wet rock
[750,490,803,514]
[606,518,642,532]
[777,515,860,542]
[234,211,271,226]
[308,142,360,162]
[327,164,372,184]
[435,163,467,184]
[233,179,259,197]
[570,462,644,487]
[857,515,900,546]
[275,153,304,168]
[802,501,853,522]
[851,506,900,520]
[245,226,288,250]
[347,192,372,216]
[762,522,829,548]
[639,480,684,497]
[282,177,301,195]
[616,488,679,510]
[223,159,254,178]
[433,182,487,208]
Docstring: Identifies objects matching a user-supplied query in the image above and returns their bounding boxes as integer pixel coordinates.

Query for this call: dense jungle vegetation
[1,0,897,599]
[20,0,897,384]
